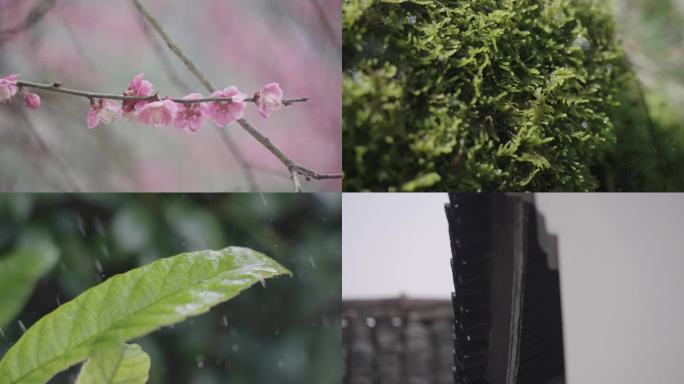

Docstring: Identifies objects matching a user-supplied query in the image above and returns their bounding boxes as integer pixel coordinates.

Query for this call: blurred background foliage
[0,193,341,384]
[598,0,684,190]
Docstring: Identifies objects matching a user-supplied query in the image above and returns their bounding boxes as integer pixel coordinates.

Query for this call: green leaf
[75,343,150,384]
[0,246,58,328]
[0,246,291,384]
[401,172,442,191]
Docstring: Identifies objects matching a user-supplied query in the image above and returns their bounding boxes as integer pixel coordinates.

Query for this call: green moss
[343,0,683,191]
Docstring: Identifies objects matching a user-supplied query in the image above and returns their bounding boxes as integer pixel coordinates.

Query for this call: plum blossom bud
[206,86,246,127]
[136,99,177,127]
[23,93,41,109]
[255,82,283,118]
[87,98,121,129]
[0,74,19,103]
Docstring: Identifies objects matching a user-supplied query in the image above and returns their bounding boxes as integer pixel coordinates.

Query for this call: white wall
[535,193,684,384]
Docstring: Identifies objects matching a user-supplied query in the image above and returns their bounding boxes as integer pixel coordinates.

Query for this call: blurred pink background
[0,0,341,191]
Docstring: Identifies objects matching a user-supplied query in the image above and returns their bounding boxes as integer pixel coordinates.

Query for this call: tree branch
[15,80,307,105]
[133,11,261,192]
[130,0,341,191]
[131,0,216,92]
[11,103,83,192]
[136,12,193,93]
[0,0,57,40]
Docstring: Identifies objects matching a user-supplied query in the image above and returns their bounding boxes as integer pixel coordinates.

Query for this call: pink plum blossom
[136,99,177,127]
[122,73,154,113]
[87,98,121,129]
[174,93,207,133]
[206,86,246,127]
[0,74,19,103]
[255,82,283,118]
[23,93,41,109]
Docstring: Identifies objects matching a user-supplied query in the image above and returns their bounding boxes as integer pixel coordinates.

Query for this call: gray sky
[342,192,451,299]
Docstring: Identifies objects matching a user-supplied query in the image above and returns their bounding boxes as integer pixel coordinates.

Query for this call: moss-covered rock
[343,0,682,191]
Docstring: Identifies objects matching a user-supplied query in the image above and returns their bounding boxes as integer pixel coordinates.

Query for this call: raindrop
[94,218,104,234]
[196,355,204,368]
[274,329,280,336]
[0,327,4,338]
[221,315,229,328]
[572,35,591,51]
[56,295,62,307]
[100,245,110,259]
[76,216,86,237]
[17,320,26,333]
[94,259,103,274]
[308,256,317,269]
[581,121,588,129]
[341,318,349,328]
[259,193,268,206]
[259,278,266,289]
[365,317,376,328]
[353,71,362,84]
[407,15,417,25]
[277,360,285,369]
[232,344,240,352]
[391,317,403,327]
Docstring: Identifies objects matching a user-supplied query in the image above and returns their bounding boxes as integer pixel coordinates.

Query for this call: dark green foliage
[596,81,684,191]
[343,0,683,191]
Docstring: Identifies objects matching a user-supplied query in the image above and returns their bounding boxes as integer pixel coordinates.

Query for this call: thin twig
[217,129,260,191]
[0,0,57,40]
[136,12,193,92]
[236,118,342,191]
[310,0,341,50]
[132,9,260,192]
[61,17,98,73]
[11,103,83,192]
[130,0,342,191]
[131,0,215,92]
[15,80,307,105]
